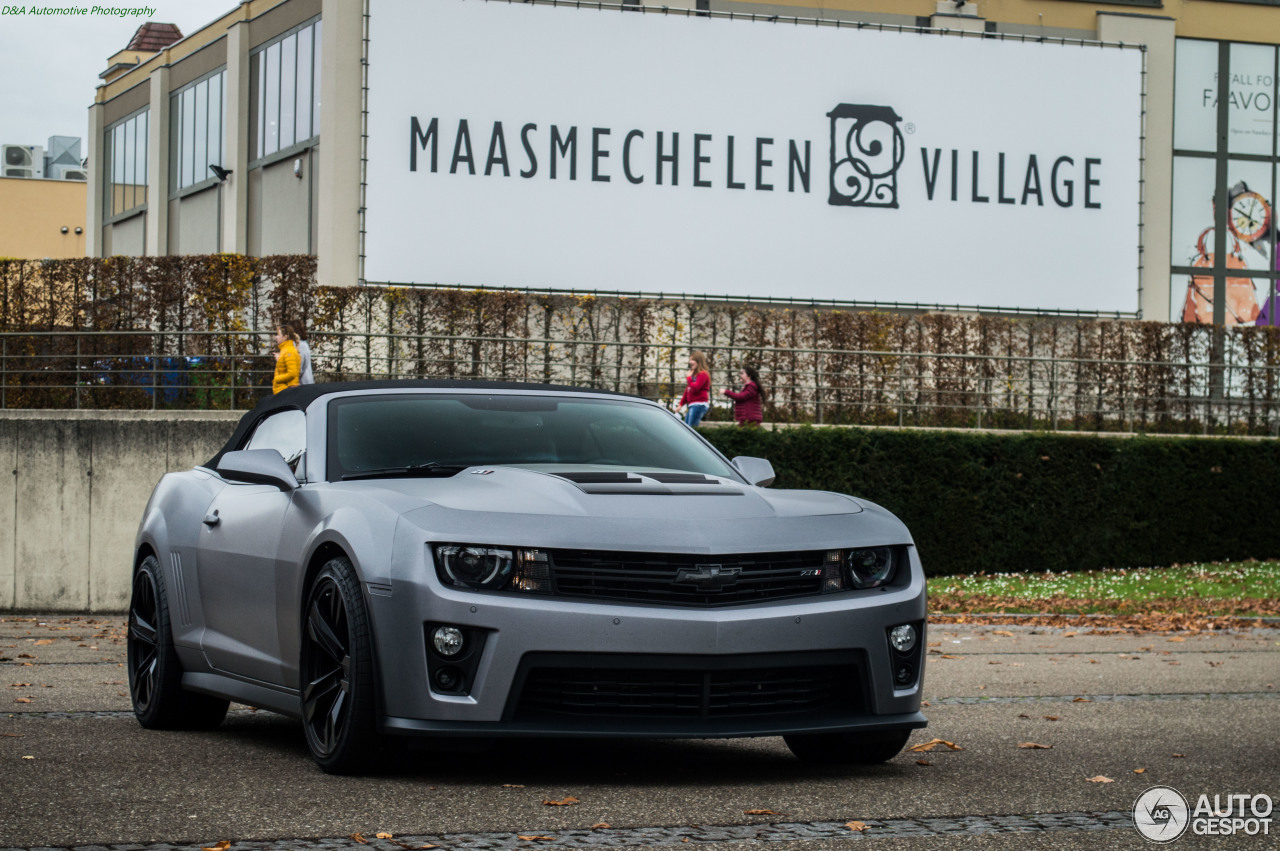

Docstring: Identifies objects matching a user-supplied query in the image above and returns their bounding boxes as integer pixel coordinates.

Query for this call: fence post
[151,334,159,411]
[1050,358,1059,431]
[75,335,81,411]
[814,349,824,425]
[2,337,6,410]
[897,355,905,428]
[230,332,237,411]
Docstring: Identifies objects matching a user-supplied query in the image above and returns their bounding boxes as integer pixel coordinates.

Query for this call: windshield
[325,393,742,482]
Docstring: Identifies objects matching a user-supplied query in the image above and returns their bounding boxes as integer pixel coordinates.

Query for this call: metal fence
[2,329,1277,435]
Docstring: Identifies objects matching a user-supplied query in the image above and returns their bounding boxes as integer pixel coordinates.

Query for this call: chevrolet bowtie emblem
[675,564,742,590]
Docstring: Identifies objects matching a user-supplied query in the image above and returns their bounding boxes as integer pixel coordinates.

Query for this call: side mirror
[216,449,299,491]
[732,456,776,488]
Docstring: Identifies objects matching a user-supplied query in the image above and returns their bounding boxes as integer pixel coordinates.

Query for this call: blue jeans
[685,403,709,427]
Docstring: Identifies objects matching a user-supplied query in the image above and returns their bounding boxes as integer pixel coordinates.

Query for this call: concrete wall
[0,411,238,613]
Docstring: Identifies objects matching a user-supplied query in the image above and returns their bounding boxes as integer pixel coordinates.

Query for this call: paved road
[1,616,1277,850]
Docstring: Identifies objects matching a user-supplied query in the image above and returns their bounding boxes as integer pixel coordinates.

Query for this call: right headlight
[433,544,551,593]
[823,546,898,591]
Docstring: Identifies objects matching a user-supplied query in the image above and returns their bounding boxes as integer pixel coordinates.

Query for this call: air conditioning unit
[2,144,45,178]
[52,163,87,181]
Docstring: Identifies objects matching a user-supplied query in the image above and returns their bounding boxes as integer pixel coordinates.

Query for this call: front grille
[514,660,860,720]
[548,549,827,607]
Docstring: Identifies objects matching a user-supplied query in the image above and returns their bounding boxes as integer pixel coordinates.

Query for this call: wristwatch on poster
[1228,191,1272,243]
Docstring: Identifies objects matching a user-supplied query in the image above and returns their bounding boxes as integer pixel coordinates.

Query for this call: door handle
[203,511,221,527]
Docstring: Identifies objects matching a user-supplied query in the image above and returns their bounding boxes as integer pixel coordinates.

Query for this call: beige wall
[0,412,239,612]
[173,185,223,255]
[0,178,87,260]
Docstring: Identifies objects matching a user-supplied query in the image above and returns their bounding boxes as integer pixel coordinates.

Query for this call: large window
[105,109,148,218]
[171,70,227,192]
[1172,39,1279,325]
[253,18,322,161]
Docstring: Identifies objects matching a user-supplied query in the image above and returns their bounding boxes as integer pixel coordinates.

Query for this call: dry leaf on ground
[375,834,393,840]
[591,824,611,830]
[846,822,868,832]
[1018,742,1053,749]
[350,834,368,845]
[1086,776,1115,783]
[743,810,779,816]
[14,698,32,703]
[201,842,231,851]
[992,630,1015,638]
[915,760,931,766]
[907,738,963,752]
[1073,697,1092,703]
[502,784,525,788]
[33,640,53,646]
[542,797,579,806]
[518,837,555,842]
[1134,768,1146,774]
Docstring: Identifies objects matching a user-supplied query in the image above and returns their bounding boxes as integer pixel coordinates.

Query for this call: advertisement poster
[1172,40,1280,324]
[364,0,1144,314]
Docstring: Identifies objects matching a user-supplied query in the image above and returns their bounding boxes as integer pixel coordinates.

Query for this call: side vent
[169,552,192,627]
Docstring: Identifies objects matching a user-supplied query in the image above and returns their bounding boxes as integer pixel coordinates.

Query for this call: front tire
[127,555,229,730]
[300,556,379,774]
[784,729,912,764]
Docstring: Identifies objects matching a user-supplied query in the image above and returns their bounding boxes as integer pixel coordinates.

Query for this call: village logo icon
[827,104,905,209]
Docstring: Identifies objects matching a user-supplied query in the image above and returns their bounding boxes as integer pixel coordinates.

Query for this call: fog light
[432,626,465,657]
[894,662,915,685]
[890,624,917,653]
[434,666,463,691]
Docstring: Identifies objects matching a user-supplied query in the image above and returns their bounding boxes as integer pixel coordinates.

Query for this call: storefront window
[1171,39,1280,325]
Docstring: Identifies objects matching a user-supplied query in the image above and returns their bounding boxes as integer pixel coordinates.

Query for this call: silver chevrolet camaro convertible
[129,381,927,773]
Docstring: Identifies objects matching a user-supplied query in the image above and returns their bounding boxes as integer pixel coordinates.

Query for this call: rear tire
[784,729,911,764]
[127,555,229,730]
[300,556,380,774]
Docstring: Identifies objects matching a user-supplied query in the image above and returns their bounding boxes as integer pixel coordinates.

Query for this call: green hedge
[702,426,1280,577]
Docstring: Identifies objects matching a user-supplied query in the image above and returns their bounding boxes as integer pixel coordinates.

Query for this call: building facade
[88,0,1280,323]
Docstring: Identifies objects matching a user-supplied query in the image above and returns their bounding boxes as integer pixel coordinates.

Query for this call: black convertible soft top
[204,379,642,469]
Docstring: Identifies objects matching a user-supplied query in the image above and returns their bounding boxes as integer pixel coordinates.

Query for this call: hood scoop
[551,471,739,495]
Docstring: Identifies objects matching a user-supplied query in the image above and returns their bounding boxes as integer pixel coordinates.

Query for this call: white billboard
[364,0,1144,313]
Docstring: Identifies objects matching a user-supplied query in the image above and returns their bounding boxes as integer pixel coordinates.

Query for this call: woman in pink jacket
[723,365,765,426]
[677,351,712,427]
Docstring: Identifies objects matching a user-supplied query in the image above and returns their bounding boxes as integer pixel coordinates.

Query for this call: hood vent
[549,470,737,496]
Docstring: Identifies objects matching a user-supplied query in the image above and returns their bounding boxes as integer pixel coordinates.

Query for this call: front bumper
[369,550,928,739]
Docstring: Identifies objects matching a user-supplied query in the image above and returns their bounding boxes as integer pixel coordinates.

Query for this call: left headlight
[822,546,900,591]
[433,544,550,593]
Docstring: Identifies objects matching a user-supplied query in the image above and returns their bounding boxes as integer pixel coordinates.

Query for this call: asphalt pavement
[1,616,1277,850]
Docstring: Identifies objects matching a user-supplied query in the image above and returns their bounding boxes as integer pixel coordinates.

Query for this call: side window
[244,409,307,480]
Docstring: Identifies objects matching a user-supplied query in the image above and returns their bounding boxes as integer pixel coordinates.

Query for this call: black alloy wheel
[301,557,378,773]
[127,555,228,729]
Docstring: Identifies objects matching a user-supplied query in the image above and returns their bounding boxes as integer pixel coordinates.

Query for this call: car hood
[326,467,912,553]
[341,466,856,519]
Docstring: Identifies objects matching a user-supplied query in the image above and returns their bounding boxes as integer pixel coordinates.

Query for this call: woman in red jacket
[677,350,712,427]
[723,365,765,426]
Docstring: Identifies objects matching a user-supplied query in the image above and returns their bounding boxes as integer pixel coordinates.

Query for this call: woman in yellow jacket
[272,325,301,394]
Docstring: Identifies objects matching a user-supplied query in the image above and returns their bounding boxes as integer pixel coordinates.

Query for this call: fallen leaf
[591,824,611,830]
[17,654,34,658]
[1018,742,1053,749]
[992,630,1015,638]
[33,640,53,646]
[350,834,367,845]
[1167,637,1186,642]
[1134,768,1146,774]
[743,809,779,815]
[375,834,393,840]
[915,760,931,766]
[542,796,579,806]
[1017,713,1031,719]
[846,821,868,832]
[1073,697,1092,703]
[1043,716,1060,721]
[1173,753,1185,758]
[1086,775,1115,783]
[22,755,34,759]
[926,642,941,647]
[1064,632,1077,638]
[502,784,526,788]
[14,698,32,704]
[201,842,231,851]
[518,837,555,842]
[1,733,24,738]
[907,738,963,752]
[938,654,963,660]
[988,661,1002,665]
[7,683,32,688]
